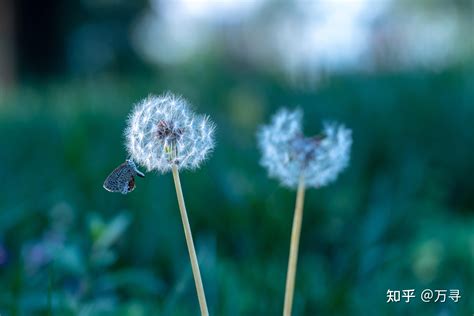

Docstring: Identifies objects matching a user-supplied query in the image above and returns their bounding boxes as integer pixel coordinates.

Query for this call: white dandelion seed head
[257,108,352,189]
[125,92,215,172]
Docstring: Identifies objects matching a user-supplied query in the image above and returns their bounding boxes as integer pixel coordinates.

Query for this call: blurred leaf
[92,213,131,251]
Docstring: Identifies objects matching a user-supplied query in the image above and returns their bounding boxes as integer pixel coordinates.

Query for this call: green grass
[0,65,473,315]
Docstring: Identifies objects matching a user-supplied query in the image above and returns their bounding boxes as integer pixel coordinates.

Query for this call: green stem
[283,174,306,316]
[171,164,209,316]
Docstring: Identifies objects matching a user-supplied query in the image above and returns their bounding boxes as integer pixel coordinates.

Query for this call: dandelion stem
[171,164,209,316]
[283,174,306,316]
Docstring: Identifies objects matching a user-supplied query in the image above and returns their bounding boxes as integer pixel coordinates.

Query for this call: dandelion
[126,92,215,316]
[257,108,352,316]
[125,93,215,172]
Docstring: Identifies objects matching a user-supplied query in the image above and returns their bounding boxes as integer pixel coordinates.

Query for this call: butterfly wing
[103,162,133,194]
[118,165,136,194]
[104,160,144,194]
[126,176,136,194]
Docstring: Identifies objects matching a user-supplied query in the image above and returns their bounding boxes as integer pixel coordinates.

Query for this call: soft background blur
[0,0,473,315]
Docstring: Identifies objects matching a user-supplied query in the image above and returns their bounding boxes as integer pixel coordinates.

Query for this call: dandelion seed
[257,108,352,188]
[125,93,215,173]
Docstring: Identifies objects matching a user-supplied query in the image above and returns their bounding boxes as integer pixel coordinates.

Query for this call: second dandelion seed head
[125,93,215,173]
[258,108,352,189]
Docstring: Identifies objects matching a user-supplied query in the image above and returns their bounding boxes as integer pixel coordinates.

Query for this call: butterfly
[103,159,145,194]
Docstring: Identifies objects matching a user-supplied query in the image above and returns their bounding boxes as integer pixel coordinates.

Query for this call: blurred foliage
[0,61,473,315]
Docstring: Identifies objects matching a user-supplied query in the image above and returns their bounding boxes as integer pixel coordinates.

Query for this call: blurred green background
[0,0,473,315]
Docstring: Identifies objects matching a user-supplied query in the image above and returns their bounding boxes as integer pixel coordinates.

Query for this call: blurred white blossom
[125,93,215,172]
[258,108,352,188]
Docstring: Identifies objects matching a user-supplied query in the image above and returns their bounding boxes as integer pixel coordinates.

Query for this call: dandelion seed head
[257,108,352,189]
[125,93,215,172]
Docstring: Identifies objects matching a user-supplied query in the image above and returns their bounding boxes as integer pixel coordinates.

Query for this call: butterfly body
[103,159,145,194]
